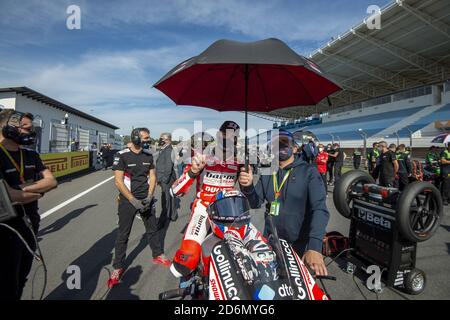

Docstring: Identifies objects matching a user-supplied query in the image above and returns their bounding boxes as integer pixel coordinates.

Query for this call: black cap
[219,120,240,132]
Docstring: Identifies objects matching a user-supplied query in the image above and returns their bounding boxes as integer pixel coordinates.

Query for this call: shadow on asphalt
[38,204,98,238]
[45,229,117,300]
[44,230,152,300]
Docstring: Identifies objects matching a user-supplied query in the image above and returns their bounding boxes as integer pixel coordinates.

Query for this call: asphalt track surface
[22,169,450,300]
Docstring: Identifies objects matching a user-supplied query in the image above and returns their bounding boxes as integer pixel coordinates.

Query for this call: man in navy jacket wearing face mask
[239,130,329,276]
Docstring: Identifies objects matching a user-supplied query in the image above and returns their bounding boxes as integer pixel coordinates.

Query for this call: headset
[1,111,36,145]
[2,111,21,140]
[131,128,141,146]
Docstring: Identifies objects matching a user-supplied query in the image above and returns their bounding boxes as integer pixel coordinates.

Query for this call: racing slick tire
[403,268,426,295]
[333,170,375,219]
[397,181,443,243]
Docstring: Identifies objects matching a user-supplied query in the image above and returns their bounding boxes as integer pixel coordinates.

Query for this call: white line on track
[40,176,115,220]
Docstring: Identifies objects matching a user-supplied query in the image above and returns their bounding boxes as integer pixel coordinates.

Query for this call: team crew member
[377,141,398,187]
[0,110,57,300]
[156,133,177,253]
[352,148,362,170]
[99,143,109,170]
[367,142,380,179]
[396,144,412,191]
[440,143,450,206]
[330,143,345,183]
[316,144,328,195]
[303,138,318,164]
[325,143,335,185]
[425,146,440,174]
[169,121,242,278]
[239,130,329,276]
[108,127,169,289]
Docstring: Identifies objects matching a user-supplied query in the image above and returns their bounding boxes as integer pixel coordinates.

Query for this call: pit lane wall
[40,151,90,178]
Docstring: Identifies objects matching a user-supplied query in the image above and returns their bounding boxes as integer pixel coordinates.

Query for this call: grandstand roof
[262,0,450,120]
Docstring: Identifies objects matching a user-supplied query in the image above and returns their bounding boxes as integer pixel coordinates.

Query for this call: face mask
[141,141,151,150]
[18,131,37,145]
[158,138,165,147]
[319,147,324,152]
[277,146,293,161]
[2,124,36,145]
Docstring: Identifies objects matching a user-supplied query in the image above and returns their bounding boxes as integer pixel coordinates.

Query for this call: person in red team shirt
[316,144,329,195]
[169,120,242,279]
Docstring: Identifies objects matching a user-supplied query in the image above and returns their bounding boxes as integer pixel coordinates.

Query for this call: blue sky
[0,0,391,136]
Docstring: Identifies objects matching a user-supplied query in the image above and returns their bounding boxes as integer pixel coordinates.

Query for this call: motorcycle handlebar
[159,288,186,300]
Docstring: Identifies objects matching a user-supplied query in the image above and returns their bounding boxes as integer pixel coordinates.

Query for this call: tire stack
[333,170,443,295]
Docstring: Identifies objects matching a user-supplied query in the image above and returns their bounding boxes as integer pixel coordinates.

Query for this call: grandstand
[251,0,450,154]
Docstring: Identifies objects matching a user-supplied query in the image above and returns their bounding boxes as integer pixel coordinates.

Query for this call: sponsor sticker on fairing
[210,245,241,300]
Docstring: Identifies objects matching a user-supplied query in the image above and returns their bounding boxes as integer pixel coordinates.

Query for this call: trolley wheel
[403,268,426,295]
[333,170,375,218]
[397,181,443,242]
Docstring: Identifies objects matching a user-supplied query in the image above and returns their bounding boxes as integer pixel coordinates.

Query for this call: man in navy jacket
[239,130,329,276]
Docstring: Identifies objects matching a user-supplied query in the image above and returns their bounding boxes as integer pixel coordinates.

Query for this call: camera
[0,179,18,223]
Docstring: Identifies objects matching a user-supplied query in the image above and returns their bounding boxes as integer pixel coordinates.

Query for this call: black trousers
[441,176,450,202]
[370,164,380,180]
[334,162,343,183]
[327,162,334,183]
[320,173,328,194]
[113,197,163,269]
[379,176,395,188]
[398,173,409,191]
[158,183,175,253]
[353,157,361,170]
[0,218,37,300]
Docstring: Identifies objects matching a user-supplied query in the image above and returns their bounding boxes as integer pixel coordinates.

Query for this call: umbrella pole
[245,64,249,171]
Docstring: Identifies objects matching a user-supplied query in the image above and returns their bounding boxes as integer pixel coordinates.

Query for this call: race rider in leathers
[169,120,244,278]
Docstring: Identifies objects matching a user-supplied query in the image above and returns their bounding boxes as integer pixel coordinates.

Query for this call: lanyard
[0,143,25,184]
[272,169,292,200]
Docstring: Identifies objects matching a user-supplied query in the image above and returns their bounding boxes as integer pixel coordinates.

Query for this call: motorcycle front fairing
[208,235,328,300]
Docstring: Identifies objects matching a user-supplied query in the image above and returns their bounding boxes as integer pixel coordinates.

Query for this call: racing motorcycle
[159,190,330,300]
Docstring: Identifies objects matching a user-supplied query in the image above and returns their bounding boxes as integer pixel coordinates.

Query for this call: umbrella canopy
[153,38,341,112]
[431,133,450,144]
[153,38,341,168]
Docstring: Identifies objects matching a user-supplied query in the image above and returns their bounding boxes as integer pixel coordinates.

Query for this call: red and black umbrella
[153,38,341,166]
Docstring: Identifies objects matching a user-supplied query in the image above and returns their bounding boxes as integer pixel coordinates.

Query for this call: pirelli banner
[41,151,90,178]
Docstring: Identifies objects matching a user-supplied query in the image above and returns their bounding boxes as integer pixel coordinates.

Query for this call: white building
[0,87,119,154]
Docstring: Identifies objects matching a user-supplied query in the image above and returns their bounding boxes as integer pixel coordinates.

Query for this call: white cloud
[1,0,382,135]
[1,0,384,44]
[87,103,273,138]
[1,43,205,105]
[0,42,273,136]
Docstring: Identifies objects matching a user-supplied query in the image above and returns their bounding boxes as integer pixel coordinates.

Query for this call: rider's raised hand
[238,165,253,187]
[191,153,206,174]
